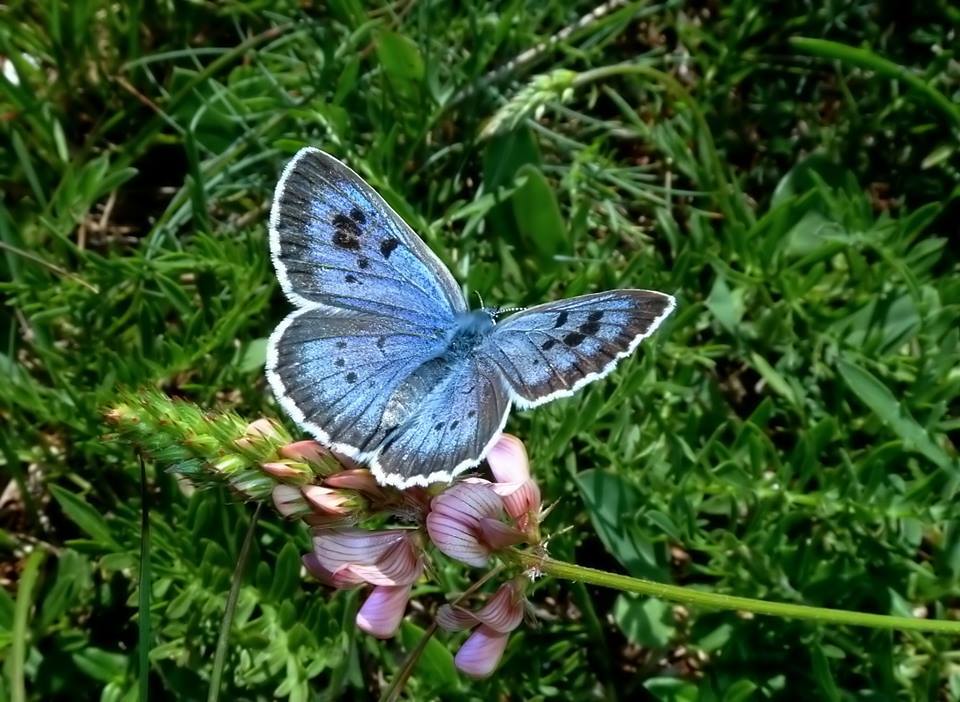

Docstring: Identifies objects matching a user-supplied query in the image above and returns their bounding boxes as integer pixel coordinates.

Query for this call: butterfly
[266,148,676,489]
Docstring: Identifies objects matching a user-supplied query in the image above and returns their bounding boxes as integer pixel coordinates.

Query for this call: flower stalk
[510,551,960,635]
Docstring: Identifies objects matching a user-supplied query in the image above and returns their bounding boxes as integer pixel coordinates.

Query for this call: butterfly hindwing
[270,147,466,328]
[368,353,512,487]
[482,290,676,408]
[266,306,448,458]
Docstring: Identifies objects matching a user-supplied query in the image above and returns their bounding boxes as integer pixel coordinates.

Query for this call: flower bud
[272,484,313,519]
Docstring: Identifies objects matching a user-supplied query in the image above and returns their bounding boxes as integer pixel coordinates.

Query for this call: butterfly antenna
[473,290,485,309]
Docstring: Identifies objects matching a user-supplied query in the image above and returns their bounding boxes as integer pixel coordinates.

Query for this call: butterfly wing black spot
[380,237,399,258]
[562,332,586,347]
[332,230,361,250]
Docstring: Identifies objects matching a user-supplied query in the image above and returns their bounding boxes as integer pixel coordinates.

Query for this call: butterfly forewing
[270,148,466,327]
[483,290,675,408]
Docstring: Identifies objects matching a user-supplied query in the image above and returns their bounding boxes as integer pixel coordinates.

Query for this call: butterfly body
[267,148,675,488]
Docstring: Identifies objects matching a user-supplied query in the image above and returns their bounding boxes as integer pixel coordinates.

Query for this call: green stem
[515,553,960,635]
[207,503,261,702]
[790,37,960,130]
[11,549,46,702]
[138,455,152,702]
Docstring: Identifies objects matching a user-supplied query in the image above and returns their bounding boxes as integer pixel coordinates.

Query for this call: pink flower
[487,434,541,533]
[357,584,413,639]
[309,528,423,586]
[304,528,425,638]
[437,580,525,678]
[456,626,511,679]
[426,481,524,567]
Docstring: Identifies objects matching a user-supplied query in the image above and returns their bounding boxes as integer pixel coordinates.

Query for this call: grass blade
[790,37,960,129]
[11,549,46,702]
[837,357,955,473]
[138,454,152,702]
[207,503,261,702]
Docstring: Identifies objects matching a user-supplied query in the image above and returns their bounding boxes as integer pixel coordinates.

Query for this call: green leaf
[72,647,128,684]
[575,469,667,580]
[644,677,699,702]
[751,352,799,407]
[49,485,117,548]
[706,276,744,334]
[837,357,954,471]
[613,595,675,648]
[399,621,459,693]
[511,164,570,264]
[239,337,267,373]
[810,642,841,702]
[269,541,301,601]
[722,680,759,702]
[376,31,425,84]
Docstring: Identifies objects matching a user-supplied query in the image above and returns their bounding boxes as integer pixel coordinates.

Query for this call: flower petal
[487,434,530,484]
[477,517,525,550]
[436,604,479,632]
[430,481,503,525]
[311,528,405,570]
[494,480,541,527]
[272,484,311,519]
[301,553,362,588]
[261,462,307,480]
[324,469,384,497]
[236,418,283,449]
[455,625,510,679]
[302,485,357,516]
[356,584,411,639]
[426,512,491,567]
[279,440,331,464]
[347,540,423,586]
[473,582,524,633]
[246,418,282,440]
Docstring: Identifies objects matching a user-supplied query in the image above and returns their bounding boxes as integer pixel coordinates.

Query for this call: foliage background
[1,0,959,699]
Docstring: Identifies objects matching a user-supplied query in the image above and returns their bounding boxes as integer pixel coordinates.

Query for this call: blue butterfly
[266,148,676,489]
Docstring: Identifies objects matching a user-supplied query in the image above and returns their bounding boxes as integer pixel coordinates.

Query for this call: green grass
[1,1,959,699]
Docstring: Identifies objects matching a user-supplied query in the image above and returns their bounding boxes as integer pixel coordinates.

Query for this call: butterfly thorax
[444,309,496,356]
